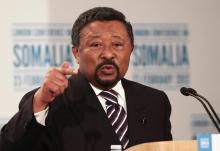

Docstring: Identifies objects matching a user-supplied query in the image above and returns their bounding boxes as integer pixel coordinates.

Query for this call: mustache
[96,59,119,71]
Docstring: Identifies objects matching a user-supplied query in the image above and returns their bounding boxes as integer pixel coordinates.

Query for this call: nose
[100,45,115,60]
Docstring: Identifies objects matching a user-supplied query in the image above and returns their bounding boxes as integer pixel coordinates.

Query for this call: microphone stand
[195,92,220,125]
[189,93,220,133]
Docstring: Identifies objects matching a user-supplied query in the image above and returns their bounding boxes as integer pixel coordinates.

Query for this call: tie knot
[99,89,118,104]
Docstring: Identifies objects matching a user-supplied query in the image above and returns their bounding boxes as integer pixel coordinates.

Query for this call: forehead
[80,20,129,38]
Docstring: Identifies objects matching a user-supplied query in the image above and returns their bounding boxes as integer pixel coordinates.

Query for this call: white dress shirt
[34,80,127,126]
[90,80,127,113]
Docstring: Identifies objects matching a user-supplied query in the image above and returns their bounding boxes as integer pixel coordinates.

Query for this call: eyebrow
[80,33,100,39]
[81,31,124,37]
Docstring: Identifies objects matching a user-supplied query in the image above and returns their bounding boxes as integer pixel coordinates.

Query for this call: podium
[125,140,197,151]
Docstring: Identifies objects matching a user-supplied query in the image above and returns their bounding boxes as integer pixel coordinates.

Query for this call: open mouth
[100,64,116,75]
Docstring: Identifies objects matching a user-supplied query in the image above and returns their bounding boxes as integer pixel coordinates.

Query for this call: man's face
[73,20,132,89]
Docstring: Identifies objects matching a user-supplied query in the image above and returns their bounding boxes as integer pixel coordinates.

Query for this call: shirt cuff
[34,106,49,126]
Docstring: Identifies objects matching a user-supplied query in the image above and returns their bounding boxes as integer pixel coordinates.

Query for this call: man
[0,7,172,151]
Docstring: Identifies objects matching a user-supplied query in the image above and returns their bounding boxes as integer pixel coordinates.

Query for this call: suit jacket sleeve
[162,91,172,140]
[0,89,46,151]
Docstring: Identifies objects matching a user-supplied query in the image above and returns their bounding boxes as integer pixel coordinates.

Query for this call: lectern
[125,140,197,151]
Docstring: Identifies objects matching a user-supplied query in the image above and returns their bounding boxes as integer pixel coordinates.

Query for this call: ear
[72,47,80,64]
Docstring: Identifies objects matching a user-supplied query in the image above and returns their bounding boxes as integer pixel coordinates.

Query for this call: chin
[96,77,119,88]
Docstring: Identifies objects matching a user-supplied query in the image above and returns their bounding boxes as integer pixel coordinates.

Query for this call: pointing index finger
[56,62,78,75]
[56,66,78,75]
[61,61,71,68]
[60,68,78,75]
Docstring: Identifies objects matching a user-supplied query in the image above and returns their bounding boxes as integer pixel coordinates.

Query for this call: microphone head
[188,88,197,95]
[180,87,190,96]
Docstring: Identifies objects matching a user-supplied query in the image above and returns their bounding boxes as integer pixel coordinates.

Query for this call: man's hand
[33,62,78,113]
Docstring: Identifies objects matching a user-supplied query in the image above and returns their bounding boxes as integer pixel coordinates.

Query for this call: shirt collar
[90,80,125,100]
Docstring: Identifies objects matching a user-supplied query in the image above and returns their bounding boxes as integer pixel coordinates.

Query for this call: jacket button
[140,117,148,125]
[24,121,29,129]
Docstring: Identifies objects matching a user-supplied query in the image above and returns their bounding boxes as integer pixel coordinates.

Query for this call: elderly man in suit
[0,7,172,151]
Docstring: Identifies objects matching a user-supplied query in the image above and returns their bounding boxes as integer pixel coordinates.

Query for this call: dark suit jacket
[0,73,172,151]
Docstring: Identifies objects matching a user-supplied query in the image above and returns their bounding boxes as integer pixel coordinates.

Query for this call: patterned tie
[99,89,129,149]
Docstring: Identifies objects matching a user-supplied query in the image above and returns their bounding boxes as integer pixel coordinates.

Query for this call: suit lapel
[121,79,151,147]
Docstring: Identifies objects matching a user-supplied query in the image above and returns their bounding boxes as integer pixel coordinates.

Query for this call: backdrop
[0,0,220,140]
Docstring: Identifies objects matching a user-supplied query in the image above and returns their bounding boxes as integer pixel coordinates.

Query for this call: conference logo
[130,23,190,90]
[12,23,75,91]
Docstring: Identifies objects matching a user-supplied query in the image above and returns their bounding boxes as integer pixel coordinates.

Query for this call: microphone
[180,87,190,96]
[187,88,197,95]
[180,87,197,96]
[180,87,220,133]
